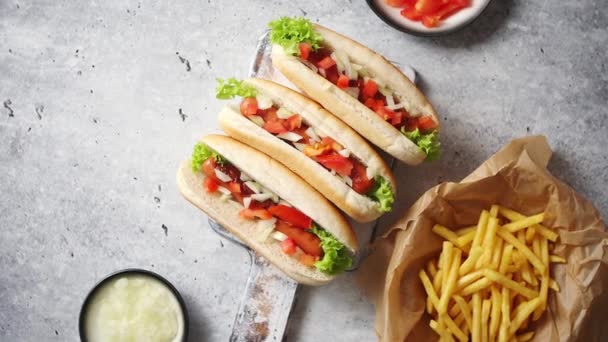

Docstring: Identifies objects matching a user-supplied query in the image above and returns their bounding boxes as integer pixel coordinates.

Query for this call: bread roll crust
[271,24,440,165]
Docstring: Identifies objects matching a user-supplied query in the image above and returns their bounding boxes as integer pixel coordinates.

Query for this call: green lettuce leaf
[191,143,225,173]
[216,78,257,99]
[268,17,323,56]
[310,225,352,275]
[401,128,441,161]
[367,176,395,213]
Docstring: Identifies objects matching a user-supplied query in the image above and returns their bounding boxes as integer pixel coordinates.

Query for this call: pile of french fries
[419,205,565,342]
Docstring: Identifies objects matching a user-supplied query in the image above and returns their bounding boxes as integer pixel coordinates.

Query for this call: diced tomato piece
[351,160,374,194]
[263,119,287,134]
[248,199,273,210]
[364,98,377,109]
[268,205,312,229]
[299,43,312,61]
[259,107,278,122]
[422,15,440,28]
[324,65,340,84]
[362,79,378,98]
[202,158,218,180]
[415,0,443,15]
[300,254,318,266]
[203,177,219,193]
[275,221,322,256]
[304,143,332,157]
[435,2,469,20]
[232,192,244,204]
[226,181,241,194]
[401,7,423,20]
[307,47,331,65]
[239,208,273,220]
[317,56,336,69]
[376,107,397,121]
[418,116,438,131]
[337,74,349,89]
[315,153,354,176]
[281,238,297,255]
[240,97,258,116]
[285,114,302,131]
[403,117,419,132]
[391,110,404,126]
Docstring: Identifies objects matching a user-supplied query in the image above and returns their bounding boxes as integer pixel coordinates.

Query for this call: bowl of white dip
[79,269,188,342]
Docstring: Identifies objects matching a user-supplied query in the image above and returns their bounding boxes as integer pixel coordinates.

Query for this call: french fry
[497,228,546,274]
[534,224,558,242]
[481,299,491,342]
[472,210,490,249]
[491,238,504,270]
[489,286,502,341]
[549,279,560,292]
[443,313,468,342]
[461,276,493,296]
[532,237,542,263]
[441,242,454,292]
[525,226,536,242]
[499,244,514,274]
[498,206,558,241]
[455,230,476,251]
[457,269,485,291]
[550,255,566,263]
[456,225,476,236]
[454,295,473,332]
[433,224,462,247]
[502,213,545,233]
[498,287,510,342]
[460,246,483,275]
[509,298,542,336]
[433,269,443,294]
[439,249,462,314]
[490,204,499,218]
[478,217,499,268]
[428,260,438,278]
[419,270,440,313]
[472,293,482,342]
[483,269,539,299]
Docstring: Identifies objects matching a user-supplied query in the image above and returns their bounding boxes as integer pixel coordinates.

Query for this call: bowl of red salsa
[367,0,492,36]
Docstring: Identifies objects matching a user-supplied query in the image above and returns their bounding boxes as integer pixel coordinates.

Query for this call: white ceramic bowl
[367,0,492,36]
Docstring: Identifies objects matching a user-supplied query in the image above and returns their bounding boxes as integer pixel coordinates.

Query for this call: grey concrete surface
[0,1,606,341]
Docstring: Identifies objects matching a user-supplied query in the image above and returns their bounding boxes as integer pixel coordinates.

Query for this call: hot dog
[177,135,357,285]
[216,77,396,222]
[269,17,441,165]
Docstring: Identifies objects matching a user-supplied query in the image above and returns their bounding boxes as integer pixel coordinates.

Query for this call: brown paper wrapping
[357,136,608,342]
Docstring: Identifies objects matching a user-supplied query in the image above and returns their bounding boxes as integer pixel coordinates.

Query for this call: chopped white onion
[276,107,293,119]
[301,60,318,73]
[386,102,407,111]
[276,132,303,142]
[363,76,370,83]
[220,193,231,202]
[338,149,350,158]
[379,86,393,98]
[331,52,345,73]
[251,193,273,202]
[249,116,265,127]
[305,127,321,142]
[217,186,231,195]
[386,94,395,107]
[214,169,232,182]
[345,87,360,98]
[293,142,307,152]
[244,181,261,194]
[278,200,292,207]
[239,172,251,182]
[243,197,252,208]
[366,166,376,180]
[318,68,326,78]
[351,63,364,71]
[341,175,353,187]
[256,94,273,110]
[271,231,288,242]
[255,218,277,243]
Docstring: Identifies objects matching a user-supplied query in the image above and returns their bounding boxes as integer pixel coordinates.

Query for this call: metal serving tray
[211,30,416,342]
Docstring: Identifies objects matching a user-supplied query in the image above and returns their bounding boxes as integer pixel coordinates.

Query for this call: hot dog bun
[219,78,396,222]
[271,24,440,165]
[176,135,357,285]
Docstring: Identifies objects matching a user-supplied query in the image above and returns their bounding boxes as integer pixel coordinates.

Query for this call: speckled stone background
[0,1,606,341]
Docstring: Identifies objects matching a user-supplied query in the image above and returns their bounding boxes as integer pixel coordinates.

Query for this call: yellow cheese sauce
[83,274,185,342]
